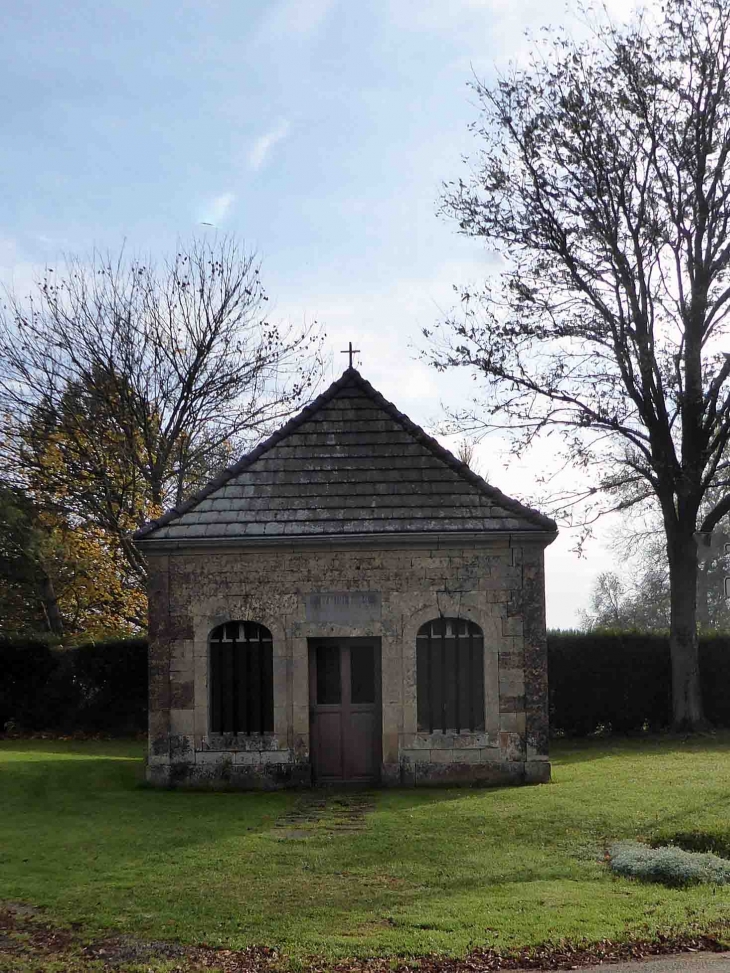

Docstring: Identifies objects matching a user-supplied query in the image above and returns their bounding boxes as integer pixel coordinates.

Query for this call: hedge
[1,631,729,737]
[548,631,730,735]
[0,636,147,734]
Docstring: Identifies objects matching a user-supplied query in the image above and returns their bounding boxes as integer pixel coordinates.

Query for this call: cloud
[201,192,236,224]
[248,120,290,171]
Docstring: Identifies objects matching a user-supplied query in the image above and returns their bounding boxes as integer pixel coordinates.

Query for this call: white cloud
[201,192,236,224]
[248,120,290,171]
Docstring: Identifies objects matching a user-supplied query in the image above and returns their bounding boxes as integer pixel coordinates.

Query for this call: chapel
[133,366,557,788]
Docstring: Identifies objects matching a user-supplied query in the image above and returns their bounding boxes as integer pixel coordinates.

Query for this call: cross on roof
[340,341,360,369]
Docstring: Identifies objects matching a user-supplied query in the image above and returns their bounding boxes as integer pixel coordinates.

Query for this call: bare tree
[579,571,634,631]
[582,489,730,633]
[428,0,730,727]
[579,567,671,632]
[454,437,477,473]
[0,237,324,582]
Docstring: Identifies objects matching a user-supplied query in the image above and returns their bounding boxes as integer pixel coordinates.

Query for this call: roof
[133,367,556,545]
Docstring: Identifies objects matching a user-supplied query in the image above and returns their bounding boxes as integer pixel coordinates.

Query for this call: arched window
[209,621,274,734]
[416,617,484,733]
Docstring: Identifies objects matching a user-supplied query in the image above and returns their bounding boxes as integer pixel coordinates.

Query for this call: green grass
[1,736,730,960]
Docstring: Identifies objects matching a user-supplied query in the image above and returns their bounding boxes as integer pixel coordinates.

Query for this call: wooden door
[309,638,381,784]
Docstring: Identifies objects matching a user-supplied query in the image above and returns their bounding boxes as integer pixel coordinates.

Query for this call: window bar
[245,627,253,735]
[469,624,475,732]
[220,635,227,730]
[211,639,219,732]
[259,637,266,735]
[455,624,461,734]
[230,640,237,731]
[441,620,447,732]
[220,640,228,731]
[215,630,223,730]
[426,628,434,733]
[218,639,225,732]
[231,630,239,734]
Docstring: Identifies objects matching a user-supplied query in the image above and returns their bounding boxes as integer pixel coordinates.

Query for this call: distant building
[134,368,557,788]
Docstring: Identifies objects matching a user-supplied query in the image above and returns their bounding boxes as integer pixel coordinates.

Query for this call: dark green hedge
[548,632,730,735]
[2,631,729,737]
[0,636,147,734]
[0,638,60,731]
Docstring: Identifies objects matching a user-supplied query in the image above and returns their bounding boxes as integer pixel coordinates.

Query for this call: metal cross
[340,341,360,369]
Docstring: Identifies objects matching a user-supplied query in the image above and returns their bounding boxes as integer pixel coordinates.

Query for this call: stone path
[568,955,730,973]
[272,790,377,839]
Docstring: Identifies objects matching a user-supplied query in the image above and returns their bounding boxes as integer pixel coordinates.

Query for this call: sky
[0,0,639,627]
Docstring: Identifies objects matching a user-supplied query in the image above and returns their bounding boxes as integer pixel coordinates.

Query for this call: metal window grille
[209,621,274,734]
[416,617,484,732]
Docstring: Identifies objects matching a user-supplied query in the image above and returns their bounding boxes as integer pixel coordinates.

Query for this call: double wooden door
[309,638,382,784]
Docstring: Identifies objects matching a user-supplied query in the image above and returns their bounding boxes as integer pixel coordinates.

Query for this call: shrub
[608,840,730,887]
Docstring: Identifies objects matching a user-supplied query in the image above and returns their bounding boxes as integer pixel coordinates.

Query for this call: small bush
[608,840,730,887]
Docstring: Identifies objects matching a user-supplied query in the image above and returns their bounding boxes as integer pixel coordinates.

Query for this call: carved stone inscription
[305,590,382,625]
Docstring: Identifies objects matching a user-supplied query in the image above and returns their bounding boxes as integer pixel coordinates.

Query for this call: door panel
[347,710,378,780]
[312,711,343,779]
[309,638,381,783]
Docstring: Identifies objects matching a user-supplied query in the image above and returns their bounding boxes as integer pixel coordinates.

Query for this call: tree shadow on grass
[551,731,730,766]
[0,738,146,760]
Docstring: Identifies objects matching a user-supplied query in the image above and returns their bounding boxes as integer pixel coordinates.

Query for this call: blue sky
[3,0,485,265]
[1,0,636,625]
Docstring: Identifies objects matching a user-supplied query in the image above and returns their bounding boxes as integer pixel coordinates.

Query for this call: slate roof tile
[134,368,556,544]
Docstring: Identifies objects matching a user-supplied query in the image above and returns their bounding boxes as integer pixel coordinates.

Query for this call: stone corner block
[146,762,171,787]
[524,760,551,784]
[381,762,403,787]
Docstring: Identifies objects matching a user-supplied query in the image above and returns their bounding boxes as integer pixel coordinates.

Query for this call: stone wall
[145,536,550,788]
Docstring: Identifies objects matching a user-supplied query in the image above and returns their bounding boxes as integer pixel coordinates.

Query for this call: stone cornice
[136,529,558,554]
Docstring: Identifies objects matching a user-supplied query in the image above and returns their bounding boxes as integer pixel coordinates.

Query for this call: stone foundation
[147,752,550,790]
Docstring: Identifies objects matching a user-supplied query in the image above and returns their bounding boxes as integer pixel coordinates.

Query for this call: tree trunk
[696,559,711,631]
[667,530,705,729]
[38,569,64,637]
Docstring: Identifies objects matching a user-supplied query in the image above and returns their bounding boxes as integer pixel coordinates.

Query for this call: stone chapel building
[134,367,557,789]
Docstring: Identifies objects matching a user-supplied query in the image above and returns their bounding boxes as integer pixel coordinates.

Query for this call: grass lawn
[1,735,730,963]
